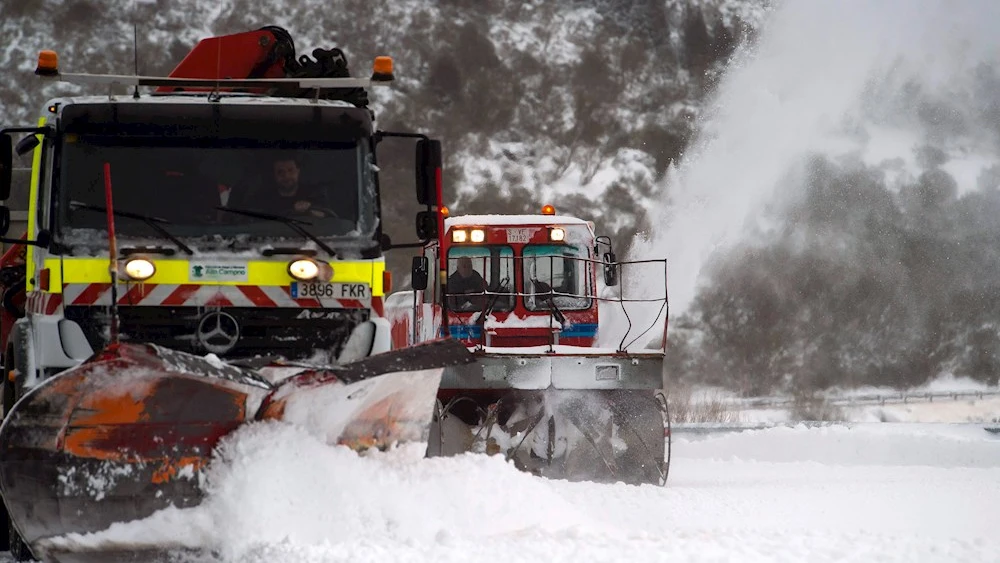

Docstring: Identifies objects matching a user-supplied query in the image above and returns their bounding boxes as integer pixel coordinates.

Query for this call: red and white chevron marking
[25,291,62,315]
[58,283,370,309]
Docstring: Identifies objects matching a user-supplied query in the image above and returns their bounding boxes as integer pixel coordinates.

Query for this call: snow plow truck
[0,27,475,561]
[387,206,671,485]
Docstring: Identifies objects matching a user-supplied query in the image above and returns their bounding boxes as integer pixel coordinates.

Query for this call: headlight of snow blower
[123,258,155,281]
[288,258,321,281]
[549,227,566,242]
[470,228,486,243]
[451,229,468,243]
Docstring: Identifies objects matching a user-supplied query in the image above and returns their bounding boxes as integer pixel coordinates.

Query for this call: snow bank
[38,421,1000,563]
[44,421,594,559]
[675,422,1000,468]
[201,423,592,552]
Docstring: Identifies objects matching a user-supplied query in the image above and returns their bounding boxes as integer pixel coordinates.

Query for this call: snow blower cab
[387,205,671,485]
[0,27,472,561]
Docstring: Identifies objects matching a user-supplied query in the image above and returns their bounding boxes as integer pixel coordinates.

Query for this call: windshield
[56,135,375,246]
[523,244,592,311]
[446,246,515,313]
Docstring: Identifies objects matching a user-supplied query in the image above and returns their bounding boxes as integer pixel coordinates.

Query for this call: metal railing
[720,389,1000,410]
[442,254,669,352]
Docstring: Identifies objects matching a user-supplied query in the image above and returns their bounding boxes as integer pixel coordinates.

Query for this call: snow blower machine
[387,206,671,485]
[0,27,472,561]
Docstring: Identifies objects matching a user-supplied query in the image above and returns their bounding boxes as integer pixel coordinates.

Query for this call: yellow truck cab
[0,28,443,402]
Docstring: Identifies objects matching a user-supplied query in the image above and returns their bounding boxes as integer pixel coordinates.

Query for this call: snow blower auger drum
[428,354,670,486]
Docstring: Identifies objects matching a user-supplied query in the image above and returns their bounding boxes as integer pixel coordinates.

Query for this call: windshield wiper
[215,206,336,257]
[70,201,194,255]
[476,276,510,328]
[531,279,567,325]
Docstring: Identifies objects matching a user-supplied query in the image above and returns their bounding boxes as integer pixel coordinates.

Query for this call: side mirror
[0,135,11,201]
[416,210,438,240]
[35,229,52,249]
[411,256,429,291]
[15,135,39,157]
[603,252,618,287]
[415,139,441,206]
[0,206,9,236]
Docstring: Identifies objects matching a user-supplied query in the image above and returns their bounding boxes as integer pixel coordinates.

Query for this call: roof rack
[38,73,386,90]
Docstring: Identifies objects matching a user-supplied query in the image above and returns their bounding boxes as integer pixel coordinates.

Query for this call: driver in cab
[259,157,335,218]
[448,256,487,311]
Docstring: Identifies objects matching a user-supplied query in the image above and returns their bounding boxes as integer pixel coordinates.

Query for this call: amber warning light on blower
[372,56,394,82]
[541,204,556,215]
[36,50,59,76]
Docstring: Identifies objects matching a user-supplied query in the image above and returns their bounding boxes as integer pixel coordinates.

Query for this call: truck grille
[64,306,370,361]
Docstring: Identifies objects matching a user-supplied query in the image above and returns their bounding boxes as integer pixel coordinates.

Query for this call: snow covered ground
[21,416,999,563]
[4,374,995,563]
[680,372,1000,426]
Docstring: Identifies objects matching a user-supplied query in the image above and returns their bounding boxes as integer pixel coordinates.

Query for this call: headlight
[470,228,486,243]
[288,258,320,281]
[451,229,468,243]
[549,227,566,242]
[123,258,155,281]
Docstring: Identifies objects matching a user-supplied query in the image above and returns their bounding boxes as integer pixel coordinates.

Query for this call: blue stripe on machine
[448,325,482,339]
[562,323,598,338]
[447,323,598,339]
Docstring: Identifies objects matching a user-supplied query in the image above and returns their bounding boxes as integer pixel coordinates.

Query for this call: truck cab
[0,29,443,408]
[390,206,609,350]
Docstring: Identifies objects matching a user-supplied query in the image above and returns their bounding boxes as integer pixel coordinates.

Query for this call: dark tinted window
[57,136,371,240]
[446,246,515,313]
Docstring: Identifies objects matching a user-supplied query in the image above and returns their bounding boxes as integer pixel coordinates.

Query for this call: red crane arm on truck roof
[152,26,371,106]
[158,29,287,92]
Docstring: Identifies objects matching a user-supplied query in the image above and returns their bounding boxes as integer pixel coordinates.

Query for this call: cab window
[523,244,592,311]
[446,245,514,313]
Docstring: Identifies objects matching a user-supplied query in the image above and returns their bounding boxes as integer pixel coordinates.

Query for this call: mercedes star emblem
[196,311,241,354]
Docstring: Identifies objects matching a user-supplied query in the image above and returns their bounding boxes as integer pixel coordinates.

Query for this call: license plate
[290,282,370,299]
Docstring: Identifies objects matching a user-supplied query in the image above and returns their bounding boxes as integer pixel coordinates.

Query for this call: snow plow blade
[430,350,669,486]
[0,339,474,560]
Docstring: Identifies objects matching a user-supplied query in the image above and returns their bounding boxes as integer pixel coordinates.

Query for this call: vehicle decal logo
[189,263,248,282]
[196,311,241,354]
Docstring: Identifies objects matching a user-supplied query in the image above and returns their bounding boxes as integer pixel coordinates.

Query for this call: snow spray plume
[618,0,1000,357]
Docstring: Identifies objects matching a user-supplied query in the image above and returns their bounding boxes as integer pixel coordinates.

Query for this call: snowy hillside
[0,0,767,247]
[632,0,1000,393]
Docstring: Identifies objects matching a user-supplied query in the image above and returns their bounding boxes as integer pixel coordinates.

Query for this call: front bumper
[441,350,665,390]
[62,306,369,361]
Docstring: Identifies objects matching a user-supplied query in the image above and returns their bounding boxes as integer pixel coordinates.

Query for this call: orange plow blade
[0,339,473,560]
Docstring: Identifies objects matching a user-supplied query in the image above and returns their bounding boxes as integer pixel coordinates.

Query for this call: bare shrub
[789,392,845,422]
[665,385,742,424]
